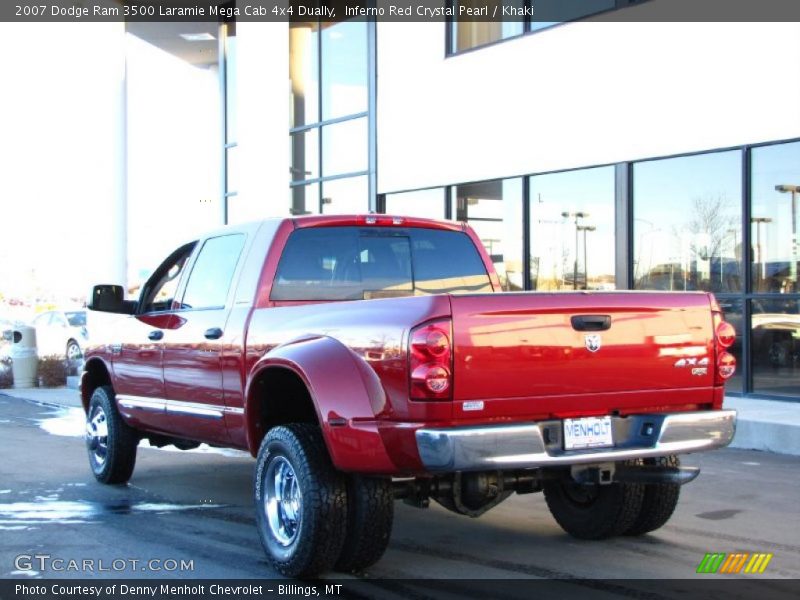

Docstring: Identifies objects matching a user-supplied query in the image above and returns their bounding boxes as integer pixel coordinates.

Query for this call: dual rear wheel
[254,424,394,578]
[543,457,682,539]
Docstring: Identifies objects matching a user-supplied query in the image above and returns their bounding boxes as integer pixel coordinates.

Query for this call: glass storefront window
[385,188,446,219]
[452,178,523,291]
[528,0,616,32]
[321,118,367,177]
[529,166,615,291]
[290,129,319,182]
[322,176,368,214]
[450,0,525,53]
[321,20,367,121]
[633,151,742,293]
[717,297,743,393]
[751,141,800,294]
[290,183,319,216]
[289,22,319,128]
[751,298,800,397]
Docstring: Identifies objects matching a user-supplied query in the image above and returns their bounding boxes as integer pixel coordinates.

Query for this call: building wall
[377,20,800,193]
[233,22,290,221]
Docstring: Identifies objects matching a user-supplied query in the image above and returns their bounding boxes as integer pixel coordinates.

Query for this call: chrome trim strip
[415,410,737,472]
[117,395,165,413]
[166,402,223,420]
[117,395,243,419]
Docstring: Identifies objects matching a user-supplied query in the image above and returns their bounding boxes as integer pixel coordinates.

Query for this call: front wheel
[254,424,347,578]
[86,386,138,484]
[543,471,644,540]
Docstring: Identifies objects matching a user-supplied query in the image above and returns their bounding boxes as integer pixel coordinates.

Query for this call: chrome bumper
[415,410,737,472]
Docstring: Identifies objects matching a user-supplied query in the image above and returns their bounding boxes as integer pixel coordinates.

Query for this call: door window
[180,234,246,310]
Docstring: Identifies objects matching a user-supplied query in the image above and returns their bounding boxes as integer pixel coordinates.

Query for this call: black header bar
[5,0,800,23]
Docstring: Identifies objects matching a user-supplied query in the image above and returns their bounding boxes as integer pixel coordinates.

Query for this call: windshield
[271,227,492,301]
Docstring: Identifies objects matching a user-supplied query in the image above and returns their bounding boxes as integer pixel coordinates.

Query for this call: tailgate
[450,292,715,413]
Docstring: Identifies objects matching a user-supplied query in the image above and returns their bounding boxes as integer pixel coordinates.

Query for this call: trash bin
[11,325,37,388]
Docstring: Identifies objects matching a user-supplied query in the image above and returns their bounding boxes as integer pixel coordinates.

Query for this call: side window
[180,234,246,310]
[140,242,197,314]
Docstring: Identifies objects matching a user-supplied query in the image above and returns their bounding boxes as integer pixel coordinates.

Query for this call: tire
[254,424,347,578]
[86,385,138,484]
[769,339,792,368]
[335,476,394,573]
[66,340,82,361]
[624,456,681,536]
[543,468,644,540]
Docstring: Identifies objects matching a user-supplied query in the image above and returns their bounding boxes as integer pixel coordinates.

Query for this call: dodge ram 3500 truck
[82,215,737,577]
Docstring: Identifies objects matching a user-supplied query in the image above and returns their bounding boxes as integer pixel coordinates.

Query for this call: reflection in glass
[321,20,367,121]
[385,188,446,219]
[452,178,523,291]
[451,0,525,53]
[322,176,368,214]
[633,151,742,293]
[751,141,800,293]
[289,22,319,128]
[752,298,800,397]
[290,182,319,216]
[529,166,615,291]
[290,129,319,182]
[321,118,367,177]
[717,297,743,393]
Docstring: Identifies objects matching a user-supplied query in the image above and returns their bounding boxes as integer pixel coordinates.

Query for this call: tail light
[718,351,736,380]
[409,319,452,400]
[712,310,737,384]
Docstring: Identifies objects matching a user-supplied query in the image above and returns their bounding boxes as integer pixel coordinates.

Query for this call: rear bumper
[415,410,736,472]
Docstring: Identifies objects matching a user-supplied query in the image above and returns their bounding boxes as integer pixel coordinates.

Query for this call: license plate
[563,416,614,450]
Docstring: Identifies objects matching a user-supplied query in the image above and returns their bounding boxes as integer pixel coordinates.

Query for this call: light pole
[577,224,596,290]
[775,184,799,283]
[562,211,589,290]
[751,217,773,286]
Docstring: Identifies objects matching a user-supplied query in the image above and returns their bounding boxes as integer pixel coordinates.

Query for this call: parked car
[32,310,88,360]
[81,215,737,577]
[751,312,800,368]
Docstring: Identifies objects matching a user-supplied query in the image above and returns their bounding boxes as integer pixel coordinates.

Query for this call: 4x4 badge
[585,334,602,353]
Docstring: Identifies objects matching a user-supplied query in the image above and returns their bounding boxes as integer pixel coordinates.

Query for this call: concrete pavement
[1,386,799,456]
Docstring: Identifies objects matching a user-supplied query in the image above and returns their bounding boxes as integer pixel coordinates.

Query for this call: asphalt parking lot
[0,393,798,593]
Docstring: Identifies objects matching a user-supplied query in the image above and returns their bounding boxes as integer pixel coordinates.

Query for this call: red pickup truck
[82,215,737,577]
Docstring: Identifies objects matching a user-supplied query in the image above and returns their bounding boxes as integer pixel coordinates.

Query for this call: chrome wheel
[86,405,109,466]
[264,455,303,546]
[67,341,82,361]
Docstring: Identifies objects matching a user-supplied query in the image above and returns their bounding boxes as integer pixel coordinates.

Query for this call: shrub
[37,355,68,388]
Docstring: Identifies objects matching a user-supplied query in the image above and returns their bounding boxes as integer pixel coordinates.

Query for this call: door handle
[148,330,164,341]
[204,327,223,340]
[571,315,611,332]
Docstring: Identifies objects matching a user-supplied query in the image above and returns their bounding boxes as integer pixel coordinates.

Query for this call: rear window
[271,227,492,301]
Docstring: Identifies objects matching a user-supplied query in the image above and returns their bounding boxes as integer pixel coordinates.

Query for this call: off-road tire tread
[624,456,681,536]
[335,476,394,573]
[88,385,138,484]
[543,463,645,540]
[255,423,347,578]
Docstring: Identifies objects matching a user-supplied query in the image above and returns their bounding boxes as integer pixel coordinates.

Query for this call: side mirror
[87,285,135,314]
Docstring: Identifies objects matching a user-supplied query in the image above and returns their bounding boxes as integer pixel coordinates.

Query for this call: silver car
[32,310,88,360]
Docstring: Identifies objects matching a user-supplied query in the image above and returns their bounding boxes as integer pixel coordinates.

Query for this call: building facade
[128,5,800,401]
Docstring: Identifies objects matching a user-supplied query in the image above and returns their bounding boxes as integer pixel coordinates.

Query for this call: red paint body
[82,215,731,476]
